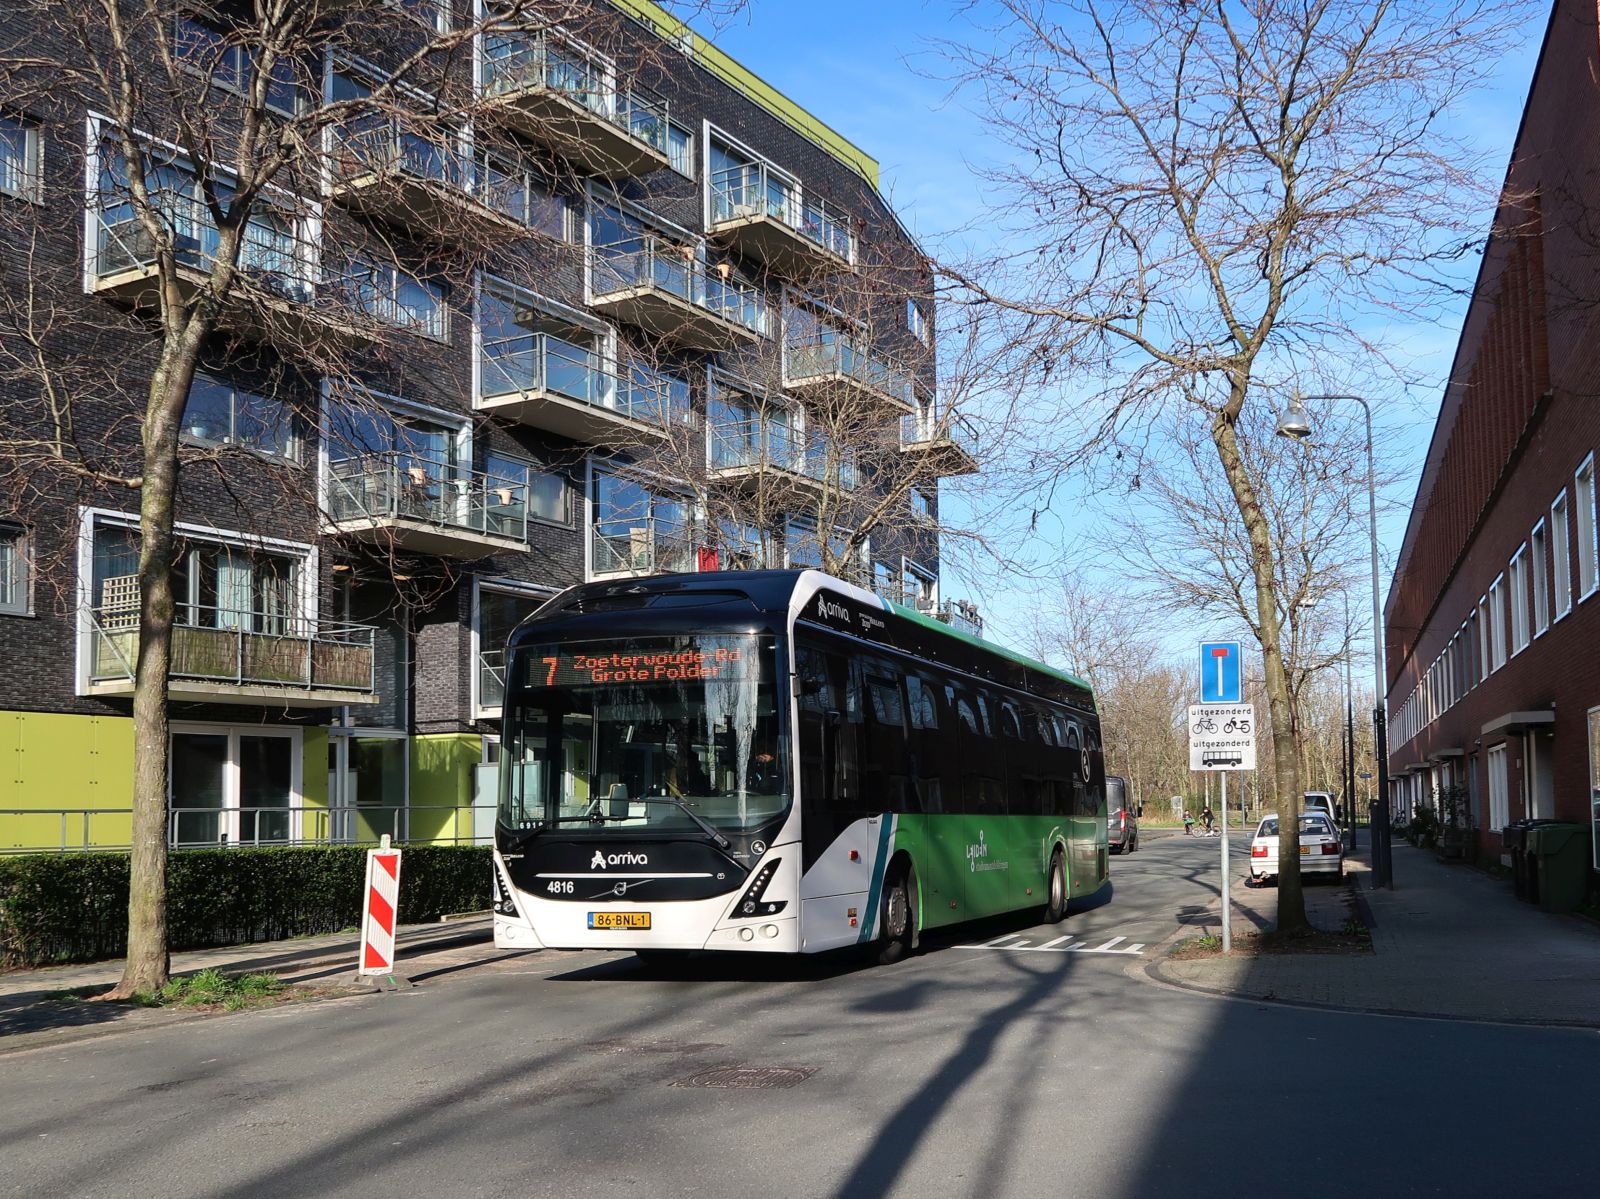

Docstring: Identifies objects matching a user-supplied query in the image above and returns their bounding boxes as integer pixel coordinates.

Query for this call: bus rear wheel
[1045,848,1068,923]
[876,868,916,965]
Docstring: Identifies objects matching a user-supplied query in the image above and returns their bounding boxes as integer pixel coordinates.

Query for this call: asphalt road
[4,835,1596,1199]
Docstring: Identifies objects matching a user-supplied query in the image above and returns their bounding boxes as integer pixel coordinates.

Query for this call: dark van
[1107,775,1140,854]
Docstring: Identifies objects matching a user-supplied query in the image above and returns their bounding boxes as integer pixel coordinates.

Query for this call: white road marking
[955,932,1146,956]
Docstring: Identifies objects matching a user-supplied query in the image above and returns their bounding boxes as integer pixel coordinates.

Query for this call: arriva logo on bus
[589,850,649,869]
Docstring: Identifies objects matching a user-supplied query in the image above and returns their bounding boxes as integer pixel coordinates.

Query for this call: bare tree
[0,0,740,996]
[937,0,1528,930]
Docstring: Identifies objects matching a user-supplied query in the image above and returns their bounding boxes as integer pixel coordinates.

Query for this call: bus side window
[906,672,942,812]
[797,642,859,868]
[862,659,911,814]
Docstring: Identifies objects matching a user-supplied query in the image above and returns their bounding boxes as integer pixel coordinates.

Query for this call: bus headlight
[730,857,787,919]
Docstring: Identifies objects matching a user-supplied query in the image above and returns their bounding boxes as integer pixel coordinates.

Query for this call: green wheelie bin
[1524,823,1593,914]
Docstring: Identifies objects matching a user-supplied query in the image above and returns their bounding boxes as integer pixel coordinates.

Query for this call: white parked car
[1249,813,1344,885]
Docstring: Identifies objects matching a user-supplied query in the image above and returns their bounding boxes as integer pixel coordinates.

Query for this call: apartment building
[0,1,977,853]
[1382,0,1598,871]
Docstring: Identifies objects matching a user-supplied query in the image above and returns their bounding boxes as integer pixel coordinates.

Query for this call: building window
[174,16,302,116]
[1576,456,1597,599]
[1509,544,1529,655]
[394,0,449,33]
[1487,743,1509,832]
[1552,490,1572,618]
[0,114,42,201]
[1588,709,1600,870]
[910,487,935,522]
[170,725,301,847]
[667,122,695,177]
[908,298,931,345]
[590,470,693,577]
[475,581,547,714]
[1531,519,1550,635]
[0,524,29,615]
[1488,574,1507,671]
[182,375,302,462]
[336,254,447,338]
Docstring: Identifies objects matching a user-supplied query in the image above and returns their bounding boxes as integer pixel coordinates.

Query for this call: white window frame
[169,722,304,846]
[1531,518,1550,636]
[1488,575,1507,672]
[316,384,472,520]
[1576,454,1597,600]
[469,576,556,719]
[1509,544,1530,655]
[1551,490,1572,619]
[471,273,612,412]
[0,113,44,202]
[907,297,931,345]
[1487,743,1509,832]
[0,522,31,616]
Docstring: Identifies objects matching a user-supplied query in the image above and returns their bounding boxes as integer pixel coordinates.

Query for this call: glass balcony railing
[481,27,670,153]
[92,204,315,303]
[330,119,469,191]
[591,520,696,577]
[710,160,854,263]
[477,334,694,431]
[88,602,376,696]
[786,334,915,407]
[710,418,857,488]
[591,236,769,338]
[901,409,980,459]
[327,452,529,543]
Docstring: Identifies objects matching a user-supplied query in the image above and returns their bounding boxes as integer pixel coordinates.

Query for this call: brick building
[0,1,974,852]
[1383,0,1598,872]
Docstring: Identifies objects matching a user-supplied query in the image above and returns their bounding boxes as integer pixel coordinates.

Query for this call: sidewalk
[0,916,506,1049]
[1150,840,1600,1025]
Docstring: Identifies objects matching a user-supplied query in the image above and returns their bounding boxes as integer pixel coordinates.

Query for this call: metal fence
[328,452,530,542]
[710,159,854,262]
[591,236,770,337]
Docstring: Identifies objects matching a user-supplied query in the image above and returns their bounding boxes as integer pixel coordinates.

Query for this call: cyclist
[1201,804,1215,834]
[1183,808,1195,836]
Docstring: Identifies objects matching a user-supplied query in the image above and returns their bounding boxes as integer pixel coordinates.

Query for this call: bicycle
[1193,825,1221,838]
[1191,716,1218,734]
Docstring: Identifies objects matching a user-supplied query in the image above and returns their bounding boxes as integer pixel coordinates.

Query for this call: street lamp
[1277,390,1394,888]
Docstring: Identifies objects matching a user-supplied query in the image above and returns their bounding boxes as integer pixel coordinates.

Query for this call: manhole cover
[671,1065,817,1090]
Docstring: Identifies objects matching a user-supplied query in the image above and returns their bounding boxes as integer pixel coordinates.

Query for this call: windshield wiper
[551,798,731,850]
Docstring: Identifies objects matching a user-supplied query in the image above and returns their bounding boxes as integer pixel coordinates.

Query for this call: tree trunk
[1210,395,1307,933]
[103,352,196,999]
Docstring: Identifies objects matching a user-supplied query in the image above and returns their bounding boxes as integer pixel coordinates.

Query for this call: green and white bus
[492,570,1108,961]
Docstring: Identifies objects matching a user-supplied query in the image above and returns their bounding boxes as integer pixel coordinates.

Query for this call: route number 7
[543,657,559,686]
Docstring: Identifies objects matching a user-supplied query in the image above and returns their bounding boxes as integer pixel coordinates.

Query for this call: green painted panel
[409,733,482,844]
[300,728,329,811]
[895,813,1091,927]
[0,712,135,850]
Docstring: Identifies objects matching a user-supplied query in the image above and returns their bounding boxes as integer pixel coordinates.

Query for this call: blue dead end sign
[1199,641,1242,704]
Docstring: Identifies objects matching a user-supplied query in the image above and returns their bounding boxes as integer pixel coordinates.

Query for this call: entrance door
[170,732,229,846]
[1525,730,1555,820]
[169,727,299,846]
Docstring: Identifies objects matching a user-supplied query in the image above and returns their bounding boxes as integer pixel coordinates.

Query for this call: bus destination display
[527,645,747,687]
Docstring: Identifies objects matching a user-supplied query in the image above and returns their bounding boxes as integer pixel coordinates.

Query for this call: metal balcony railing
[328,453,529,542]
[87,602,376,695]
[93,206,315,303]
[591,236,769,337]
[901,409,981,459]
[710,418,857,488]
[481,331,612,406]
[481,26,670,152]
[710,160,854,263]
[591,520,696,576]
[786,333,915,407]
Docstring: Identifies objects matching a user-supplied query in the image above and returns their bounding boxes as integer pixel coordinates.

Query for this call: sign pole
[1220,772,1231,954]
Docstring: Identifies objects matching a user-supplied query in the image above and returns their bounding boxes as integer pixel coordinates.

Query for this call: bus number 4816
[547,880,573,895]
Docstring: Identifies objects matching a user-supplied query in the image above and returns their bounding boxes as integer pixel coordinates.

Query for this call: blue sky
[698,1,1551,660]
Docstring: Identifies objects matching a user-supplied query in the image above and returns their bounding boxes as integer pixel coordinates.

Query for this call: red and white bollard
[357,834,404,983]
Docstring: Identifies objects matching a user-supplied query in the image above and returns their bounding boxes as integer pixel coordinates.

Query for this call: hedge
[0,845,490,968]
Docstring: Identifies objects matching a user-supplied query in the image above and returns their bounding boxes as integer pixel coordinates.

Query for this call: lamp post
[1277,391,1393,888]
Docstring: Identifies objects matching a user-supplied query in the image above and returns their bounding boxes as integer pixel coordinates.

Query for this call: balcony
[90,210,368,349]
[85,602,377,707]
[876,585,985,638]
[326,453,530,558]
[590,238,769,350]
[480,27,672,179]
[900,409,980,476]
[709,419,857,493]
[590,521,697,578]
[785,335,917,413]
[328,122,521,239]
[709,161,855,277]
[477,334,693,443]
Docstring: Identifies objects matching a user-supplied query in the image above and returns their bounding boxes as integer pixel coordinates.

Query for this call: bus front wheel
[876,867,916,965]
[1046,848,1068,923]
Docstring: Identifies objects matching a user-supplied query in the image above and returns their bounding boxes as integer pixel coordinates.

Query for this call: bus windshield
[499,633,788,836]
